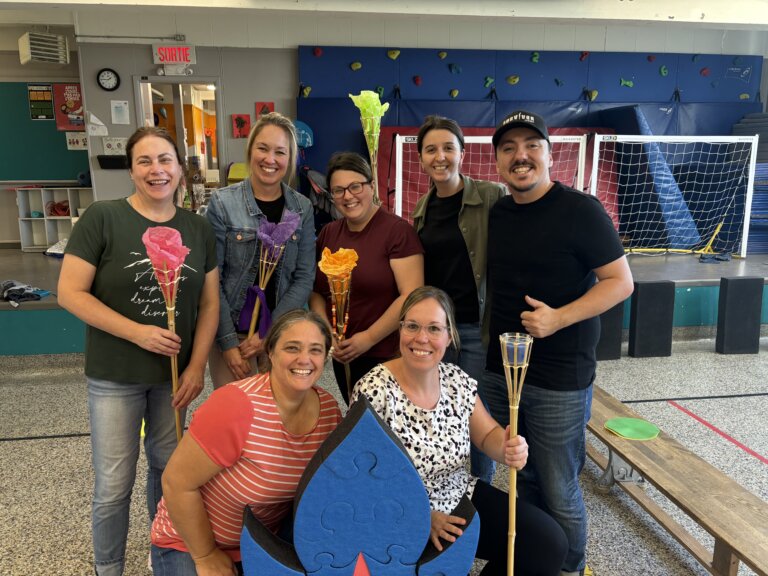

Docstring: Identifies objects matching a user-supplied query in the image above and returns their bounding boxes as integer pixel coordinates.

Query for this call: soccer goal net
[590,135,759,258]
[392,134,588,223]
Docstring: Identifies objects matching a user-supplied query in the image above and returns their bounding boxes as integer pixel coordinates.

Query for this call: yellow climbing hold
[350,61,362,71]
[438,51,448,59]
[449,89,459,98]
[387,50,400,60]
[506,75,520,85]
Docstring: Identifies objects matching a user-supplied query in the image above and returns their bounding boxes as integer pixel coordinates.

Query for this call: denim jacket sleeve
[205,190,241,352]
[272,190,316,318]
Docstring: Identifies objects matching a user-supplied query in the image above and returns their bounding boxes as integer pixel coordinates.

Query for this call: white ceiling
[0,0,767,30]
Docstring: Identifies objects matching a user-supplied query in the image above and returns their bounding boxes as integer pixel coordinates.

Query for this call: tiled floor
[1,339,766,575]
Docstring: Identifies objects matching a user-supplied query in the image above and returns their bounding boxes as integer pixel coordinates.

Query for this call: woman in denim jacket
[206,113,315,388]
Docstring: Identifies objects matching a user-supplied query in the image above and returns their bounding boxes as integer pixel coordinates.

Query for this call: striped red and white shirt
[151,373,341,560]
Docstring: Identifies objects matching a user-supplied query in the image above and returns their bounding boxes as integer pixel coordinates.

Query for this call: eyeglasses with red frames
[329,181,372,199]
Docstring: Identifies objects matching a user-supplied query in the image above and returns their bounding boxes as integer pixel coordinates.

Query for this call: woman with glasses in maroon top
[310,152,423,402]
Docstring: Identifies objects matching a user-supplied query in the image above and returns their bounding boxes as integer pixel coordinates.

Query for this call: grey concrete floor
[1,338,766,575]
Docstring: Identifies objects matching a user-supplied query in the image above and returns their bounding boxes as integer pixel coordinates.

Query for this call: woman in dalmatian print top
[352,286,567,576]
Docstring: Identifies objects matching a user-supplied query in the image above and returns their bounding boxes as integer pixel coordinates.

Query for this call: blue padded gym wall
[296,46,762,174]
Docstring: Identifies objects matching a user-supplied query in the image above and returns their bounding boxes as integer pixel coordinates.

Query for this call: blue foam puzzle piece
[240,398,479,576]
[417,496,480,576]
[293,400,431,571]
[241,507,305,576]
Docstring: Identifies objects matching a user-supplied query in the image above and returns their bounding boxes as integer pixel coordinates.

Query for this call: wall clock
[97,68,120,91]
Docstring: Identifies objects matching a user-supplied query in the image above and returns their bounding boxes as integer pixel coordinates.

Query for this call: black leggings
[471,480,568,576]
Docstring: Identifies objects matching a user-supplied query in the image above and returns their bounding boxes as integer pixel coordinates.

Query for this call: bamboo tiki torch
[499,332,533,576]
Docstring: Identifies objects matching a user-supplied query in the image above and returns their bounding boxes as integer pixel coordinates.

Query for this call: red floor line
[667,400,768,466]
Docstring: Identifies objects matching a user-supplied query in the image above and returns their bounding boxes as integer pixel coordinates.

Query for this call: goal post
[589,135,760,258]
[393,134,588,222]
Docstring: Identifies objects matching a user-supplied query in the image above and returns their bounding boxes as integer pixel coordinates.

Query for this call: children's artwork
[232,114,251,138]
[53,83,84,131]
[255,102,274,117]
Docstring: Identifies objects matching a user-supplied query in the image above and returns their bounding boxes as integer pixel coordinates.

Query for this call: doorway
[135,77,223,189]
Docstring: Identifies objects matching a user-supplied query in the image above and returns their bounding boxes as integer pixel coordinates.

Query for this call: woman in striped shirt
[150,309,342,576]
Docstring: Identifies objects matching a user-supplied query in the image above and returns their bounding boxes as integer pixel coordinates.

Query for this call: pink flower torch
[142,226,190,443]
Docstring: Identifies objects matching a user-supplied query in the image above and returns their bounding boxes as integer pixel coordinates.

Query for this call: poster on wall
[255,102,274,117]
[66,132,88,150]
[232,114,251,138]
[27,84,54,120]
[53,83,85,131]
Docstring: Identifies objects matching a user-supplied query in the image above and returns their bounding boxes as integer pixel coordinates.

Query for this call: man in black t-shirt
[482,110,634,576]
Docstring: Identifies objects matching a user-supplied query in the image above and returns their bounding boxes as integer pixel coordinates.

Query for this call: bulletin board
[0,83,89,181]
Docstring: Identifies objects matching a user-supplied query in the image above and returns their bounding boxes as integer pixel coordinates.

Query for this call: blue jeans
[443,322,495,484]
[151,546,244,576]
[88,377,180,576]
[482,370,592,573]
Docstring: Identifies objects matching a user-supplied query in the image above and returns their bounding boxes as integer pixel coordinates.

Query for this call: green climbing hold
[620,78,634,88]
[530,51,540,63]
[376,86,384,98]
[659,65,669,77]
[484,76,494,88]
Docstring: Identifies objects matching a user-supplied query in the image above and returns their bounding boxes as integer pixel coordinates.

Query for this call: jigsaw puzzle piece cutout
[417,495,480,576]
[241,506,305,576]
[294,399,430,572]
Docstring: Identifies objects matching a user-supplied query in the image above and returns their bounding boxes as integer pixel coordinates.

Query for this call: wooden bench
[586,385,768,576]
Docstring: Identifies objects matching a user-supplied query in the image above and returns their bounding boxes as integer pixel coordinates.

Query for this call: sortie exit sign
[152,44,197,65]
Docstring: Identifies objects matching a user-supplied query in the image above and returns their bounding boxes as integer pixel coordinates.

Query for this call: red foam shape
[353,553,371,576]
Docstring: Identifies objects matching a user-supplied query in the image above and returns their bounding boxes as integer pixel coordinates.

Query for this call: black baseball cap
[492,110,550,148]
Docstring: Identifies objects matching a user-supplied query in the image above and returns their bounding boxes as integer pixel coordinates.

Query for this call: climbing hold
[376,86,384,98]
[700,67,711,77]
[484,76,494,88]
[506,75,520,85]
[587,89,598,101]
[739,93,750,100]
[530,51,540,63]
[659,65,669,77]
[387,49,400,60]
[350,61,362,71]
[438,51,447,59]
[692,54,701,62]
[647,54,656,62]
[554,78,564,87]
[579,51,589,62]
[413,75,422,86]
[448,63,462,74]
[620,78,634,88]
[312,47,323,57]
[734,56,743,65]
[449,89,459,98]
[301,86,312,98]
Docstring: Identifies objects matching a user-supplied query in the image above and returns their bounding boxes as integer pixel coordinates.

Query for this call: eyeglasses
[400,321,448,339]
[329,181,371,199]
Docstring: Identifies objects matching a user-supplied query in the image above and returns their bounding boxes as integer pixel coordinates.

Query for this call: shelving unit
[16,187,93,252]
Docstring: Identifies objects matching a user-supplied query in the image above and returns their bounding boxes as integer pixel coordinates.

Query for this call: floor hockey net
[589,135,759,258]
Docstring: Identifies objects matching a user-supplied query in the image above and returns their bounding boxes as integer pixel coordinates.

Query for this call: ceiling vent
[19,32,70,65]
